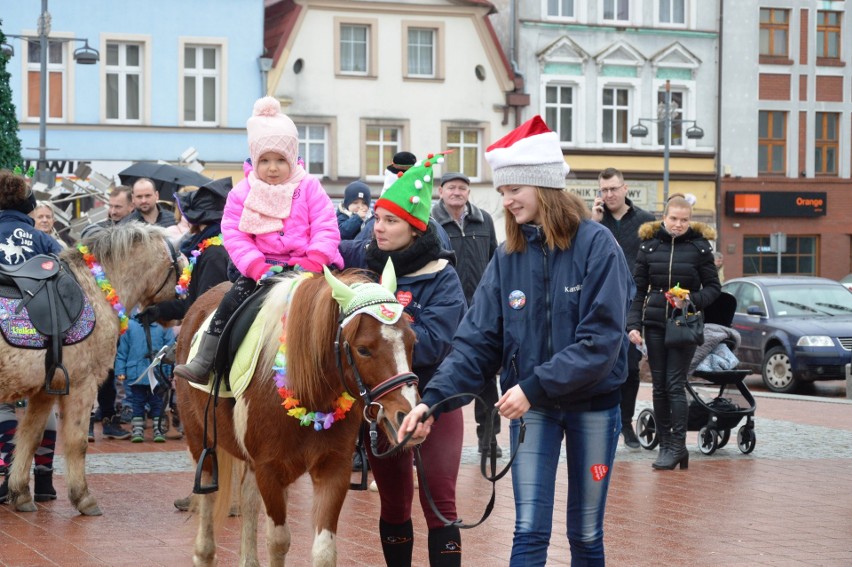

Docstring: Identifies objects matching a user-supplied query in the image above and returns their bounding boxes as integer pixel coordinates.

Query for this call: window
[743,236,817,276]
[105,42,142,122]
[547,0,575,18]
[759,9,789,57]
[601,87,629,144]
[603,0,629,22]
[758,110,786,174]
[657,89,684,147]
[341,24,369,74]
[26,39,66,121]
[365,126,400,178]
[183,45,219,125]
[659,0,685,25]
[545,84,574,144]
[815,112,839,176]
[298,124,328,177]
[445,128,481,179]
[817,11,841,59]
[407,28,435,77]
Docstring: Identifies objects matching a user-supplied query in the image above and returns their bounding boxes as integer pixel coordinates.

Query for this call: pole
[37,0,48,173]
[663,79,671,203]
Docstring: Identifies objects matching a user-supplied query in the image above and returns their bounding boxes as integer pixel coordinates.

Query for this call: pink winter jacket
[221,168,344,278]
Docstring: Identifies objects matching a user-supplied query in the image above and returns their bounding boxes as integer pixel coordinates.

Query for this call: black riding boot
[428,525,462,567]
[34,469,57,502]
[654,396,689,470]
[379,518,413,567]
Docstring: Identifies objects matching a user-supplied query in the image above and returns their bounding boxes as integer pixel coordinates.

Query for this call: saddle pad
[0,296,96,349]
[185,310,268,400]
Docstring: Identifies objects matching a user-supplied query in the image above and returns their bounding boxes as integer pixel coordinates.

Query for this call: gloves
[246,259,273,281]
[136,305,160,325]
[287,252,327,273]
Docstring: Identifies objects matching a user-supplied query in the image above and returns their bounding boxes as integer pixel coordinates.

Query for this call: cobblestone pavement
[3,384,852,566]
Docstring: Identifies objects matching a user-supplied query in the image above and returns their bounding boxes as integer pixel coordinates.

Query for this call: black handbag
[664,300,705,347]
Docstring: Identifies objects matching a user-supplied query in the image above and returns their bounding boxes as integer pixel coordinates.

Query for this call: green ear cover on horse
[380,259,397,294]
[324,266,355,310]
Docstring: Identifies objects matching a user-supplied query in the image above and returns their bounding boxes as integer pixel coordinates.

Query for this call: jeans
[509,405,620,567]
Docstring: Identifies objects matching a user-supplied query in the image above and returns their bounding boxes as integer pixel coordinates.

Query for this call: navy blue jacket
[420,220,634,413]
[0,210,63,265]
[339,240,466,389]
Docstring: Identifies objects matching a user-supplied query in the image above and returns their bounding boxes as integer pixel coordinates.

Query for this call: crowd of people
[0,98,724,565]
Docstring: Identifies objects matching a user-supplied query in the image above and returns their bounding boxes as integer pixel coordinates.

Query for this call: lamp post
[1,0,99,184]
[629,80,704,204]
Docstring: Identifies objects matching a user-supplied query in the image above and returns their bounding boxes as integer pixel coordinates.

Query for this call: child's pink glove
[247,259,274,281]
[287,252,327,273]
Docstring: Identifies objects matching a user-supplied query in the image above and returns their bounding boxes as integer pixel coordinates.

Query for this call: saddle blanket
[0,296,95,348]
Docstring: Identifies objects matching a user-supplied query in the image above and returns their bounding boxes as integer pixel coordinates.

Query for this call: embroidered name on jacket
[565,284,583,293]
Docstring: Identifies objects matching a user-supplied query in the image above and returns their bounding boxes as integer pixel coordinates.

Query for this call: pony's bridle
[152,237,183,298]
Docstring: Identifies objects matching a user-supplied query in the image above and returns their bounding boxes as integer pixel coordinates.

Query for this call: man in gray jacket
[432,172,500,456]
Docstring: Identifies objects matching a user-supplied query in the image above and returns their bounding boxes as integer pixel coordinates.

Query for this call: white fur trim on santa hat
[485,130,570,173]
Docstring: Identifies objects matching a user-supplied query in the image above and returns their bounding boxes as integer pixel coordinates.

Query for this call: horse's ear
[323,266,356,309]
[380,259,397,294]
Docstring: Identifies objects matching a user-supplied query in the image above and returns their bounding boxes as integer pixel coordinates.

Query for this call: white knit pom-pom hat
[246,96,299,168]
[485,115,570,189]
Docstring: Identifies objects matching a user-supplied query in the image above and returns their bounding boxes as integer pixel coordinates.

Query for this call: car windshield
[768,284,852,317]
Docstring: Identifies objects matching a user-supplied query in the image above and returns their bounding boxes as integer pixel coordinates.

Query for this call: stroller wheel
[698,426,718,455]
[737,426,756,454]
[636,409,658,450]
[718,428,731,449]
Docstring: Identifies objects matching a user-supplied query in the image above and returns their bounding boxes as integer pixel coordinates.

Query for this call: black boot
[0,474,7,504]
[654,396,689,470]
[379,518,413,567]
[33,469,57,502]
[174,332,218,384]
[651,396,672,469]
[428,525,462,567]
[621,423,640,448]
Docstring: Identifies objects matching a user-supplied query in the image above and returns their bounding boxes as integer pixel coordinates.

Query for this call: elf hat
[246,96,299,169]
[375,152,447,232]
[485,115,570,189]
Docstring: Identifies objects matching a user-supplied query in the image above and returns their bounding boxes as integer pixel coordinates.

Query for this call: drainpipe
[506,0,528,127]
[715,0,724,249]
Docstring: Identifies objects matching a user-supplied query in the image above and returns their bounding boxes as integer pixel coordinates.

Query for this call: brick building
[719,0,852,280]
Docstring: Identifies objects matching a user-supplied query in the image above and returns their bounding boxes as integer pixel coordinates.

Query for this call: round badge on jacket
[508,290,526,310]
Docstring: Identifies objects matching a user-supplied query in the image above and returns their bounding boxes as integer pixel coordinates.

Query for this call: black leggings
[645,325,697,439]
[208,275,257,336]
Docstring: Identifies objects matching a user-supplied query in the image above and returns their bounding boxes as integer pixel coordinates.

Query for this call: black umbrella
[118,162,212,201]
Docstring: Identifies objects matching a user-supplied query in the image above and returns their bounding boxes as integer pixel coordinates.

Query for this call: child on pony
[175,97,343,384]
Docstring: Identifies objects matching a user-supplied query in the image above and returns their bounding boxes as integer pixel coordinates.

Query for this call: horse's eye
[356,346,370,357]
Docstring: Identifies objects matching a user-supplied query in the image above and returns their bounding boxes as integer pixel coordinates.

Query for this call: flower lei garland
[175,234,224,297]
[76,243,130,335]
[272,314,355,430]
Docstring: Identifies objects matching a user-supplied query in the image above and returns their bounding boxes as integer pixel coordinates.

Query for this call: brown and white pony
[0,223,182,515]
[176,265,419,567]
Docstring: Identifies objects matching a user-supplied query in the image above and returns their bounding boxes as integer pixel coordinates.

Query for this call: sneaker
[103,416,131,440]
[131,419,144,443]
[622,424,641,449]
[88,418,95,443]
[153,427,166,443]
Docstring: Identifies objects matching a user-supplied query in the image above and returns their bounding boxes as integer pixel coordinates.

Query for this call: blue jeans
[509,405,620,567]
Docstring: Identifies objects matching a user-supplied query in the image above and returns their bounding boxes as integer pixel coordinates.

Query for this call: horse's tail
[255,274,308,380]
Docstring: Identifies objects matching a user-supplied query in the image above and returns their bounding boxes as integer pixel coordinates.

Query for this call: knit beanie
[485,115,570,189]
[382,151,418,192]
[375,152,446,232]
[246,96,299,168]
[343,180,372,208]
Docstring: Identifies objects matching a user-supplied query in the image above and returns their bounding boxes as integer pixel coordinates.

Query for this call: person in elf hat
[175,97,344,384]
[399,117,634,566]
[339,153,467,567]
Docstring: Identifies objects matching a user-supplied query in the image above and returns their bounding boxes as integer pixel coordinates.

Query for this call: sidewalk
[2,384,852,566]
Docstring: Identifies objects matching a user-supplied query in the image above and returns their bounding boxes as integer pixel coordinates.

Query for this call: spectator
[121,178,176,227]
[431,172,501,457]
[592,167,655,449]
[714,251,725,283]
[108,185,135,223]
[29,202,67,247]
[337,180,372,240]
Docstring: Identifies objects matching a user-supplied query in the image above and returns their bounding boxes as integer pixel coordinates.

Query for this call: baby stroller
[635,292,757,456]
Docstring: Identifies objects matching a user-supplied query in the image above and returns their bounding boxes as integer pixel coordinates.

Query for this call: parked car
[721,276,852,393]
[841,274,852,292]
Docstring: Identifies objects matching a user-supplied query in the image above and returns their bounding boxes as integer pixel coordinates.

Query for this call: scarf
[364,223,455,276]
[239,167,307,234]
[180,223,222,257]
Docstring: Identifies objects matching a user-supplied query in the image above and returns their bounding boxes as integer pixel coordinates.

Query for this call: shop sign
[725,191,826,217]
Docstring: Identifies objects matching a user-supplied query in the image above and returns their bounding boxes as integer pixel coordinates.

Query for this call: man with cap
[431,172,501,457]
[337,180,372,240]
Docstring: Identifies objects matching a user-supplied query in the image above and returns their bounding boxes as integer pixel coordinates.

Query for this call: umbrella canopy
[118,163,212,201]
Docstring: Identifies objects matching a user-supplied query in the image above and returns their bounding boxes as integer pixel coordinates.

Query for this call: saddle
[0,255,87,395]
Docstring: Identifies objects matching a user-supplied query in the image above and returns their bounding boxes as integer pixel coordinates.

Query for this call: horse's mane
[256,270,373,408]
[66,222,167,265]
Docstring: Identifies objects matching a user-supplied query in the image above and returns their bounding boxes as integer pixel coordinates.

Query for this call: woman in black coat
[627,194,721,470]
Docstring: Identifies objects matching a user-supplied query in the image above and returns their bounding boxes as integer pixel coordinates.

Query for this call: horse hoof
[15,500,37,512]
[78,503,103,516]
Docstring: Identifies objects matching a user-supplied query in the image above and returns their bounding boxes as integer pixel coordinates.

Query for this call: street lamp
[2,0,99,185]
[629,80,704,204]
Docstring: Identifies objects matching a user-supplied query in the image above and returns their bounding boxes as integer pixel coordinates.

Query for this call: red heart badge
[396,290,412,307]
[41,261,54,270]
[590,464,609,482]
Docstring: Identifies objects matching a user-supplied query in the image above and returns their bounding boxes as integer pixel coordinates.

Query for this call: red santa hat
[485,115,570,189]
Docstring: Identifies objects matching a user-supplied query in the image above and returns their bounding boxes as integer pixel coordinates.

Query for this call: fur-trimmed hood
[638,220,716,241]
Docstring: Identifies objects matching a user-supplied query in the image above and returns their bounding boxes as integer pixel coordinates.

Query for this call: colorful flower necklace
[76,243,130,335]
[272,313,355,430]
[175,234,224,297]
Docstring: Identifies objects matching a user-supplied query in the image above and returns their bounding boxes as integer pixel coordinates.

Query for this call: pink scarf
[239,167,307,234]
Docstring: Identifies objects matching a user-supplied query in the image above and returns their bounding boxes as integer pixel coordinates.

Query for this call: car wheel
[636,409,658,450]
[761,346,798,393]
